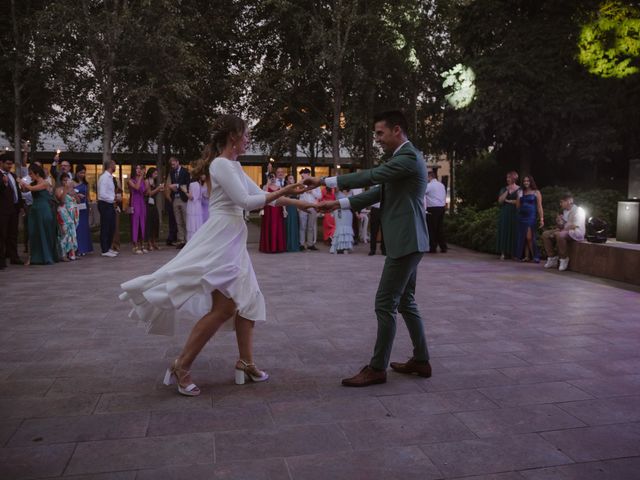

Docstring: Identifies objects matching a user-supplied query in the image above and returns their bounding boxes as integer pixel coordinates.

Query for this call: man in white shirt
[298,168,322,250]
[97,160,119,257]
[543,192,586,271]
[425,170,447,253]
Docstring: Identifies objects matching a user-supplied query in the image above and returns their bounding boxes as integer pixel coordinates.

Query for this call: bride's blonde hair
[192,114,246,179]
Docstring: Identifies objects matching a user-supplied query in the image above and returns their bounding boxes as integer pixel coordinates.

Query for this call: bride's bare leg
[177,290,236,369]
[235,315,255,364]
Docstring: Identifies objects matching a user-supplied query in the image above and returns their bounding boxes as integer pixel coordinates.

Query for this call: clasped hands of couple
[280,177,339,213]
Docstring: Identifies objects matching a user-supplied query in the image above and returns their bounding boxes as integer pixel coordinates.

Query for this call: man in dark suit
[168,156,190,248]
[0,156,24,267]
[307,111,432,387]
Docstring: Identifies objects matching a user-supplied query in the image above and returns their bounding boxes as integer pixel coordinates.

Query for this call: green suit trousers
[370,251,430,370]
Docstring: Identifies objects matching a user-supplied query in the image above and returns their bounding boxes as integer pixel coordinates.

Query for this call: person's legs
[370,252,424,370]
[298,209,308,247]
[177,290,237,370]
[556,230,571,258]
[370,208,380,253]
[426,208,437,253]
[98,201,111,253]
[397,255,429,361]
[0,214,8,267]
[542,229,557,257]
[166,198,177,244]
[309,208,318,246]
[524,227,533,259]
[434,207,447,252]
[6,207,20,261]
[174,199,187,244]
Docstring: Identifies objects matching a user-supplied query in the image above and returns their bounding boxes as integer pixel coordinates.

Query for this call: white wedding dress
[120,157,268,335]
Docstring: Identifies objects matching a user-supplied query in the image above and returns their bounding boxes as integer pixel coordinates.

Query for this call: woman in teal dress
[284,174,300,252]
[55,173,79,261]
[19,164,58,265]
[496,171,520,259]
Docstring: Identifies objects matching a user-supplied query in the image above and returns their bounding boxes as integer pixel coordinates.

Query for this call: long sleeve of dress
[211,158,267,211]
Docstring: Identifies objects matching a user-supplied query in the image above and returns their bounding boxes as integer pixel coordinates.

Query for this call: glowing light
[578,2,640,78]
[269,157,275,163]
[441,64,476,109]
[56,149,61,154]
[337,165,341,169]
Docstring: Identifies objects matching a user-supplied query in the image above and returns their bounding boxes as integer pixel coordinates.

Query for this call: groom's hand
[302,176,321,188]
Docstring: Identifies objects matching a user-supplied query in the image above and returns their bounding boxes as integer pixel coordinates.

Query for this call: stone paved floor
[1,228,640,479]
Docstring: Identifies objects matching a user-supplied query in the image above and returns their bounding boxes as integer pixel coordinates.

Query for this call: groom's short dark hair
[373,111,408,134]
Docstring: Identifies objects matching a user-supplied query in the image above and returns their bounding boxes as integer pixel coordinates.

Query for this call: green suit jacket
[337,141,429,259]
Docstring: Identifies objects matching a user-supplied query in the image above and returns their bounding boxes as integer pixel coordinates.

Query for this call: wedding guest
[368,193,385,256]
[497,171,520,260]
[0,156,24,266]
[357,207,370,243]
[298,168,321,251]
[111,179,123,252]
[97,160,119,258]
[329,188,354,254]
[201,176,210,224]
[55,173,79,261]
[186,174,206,242]
[120,114,310,396]
[74,164,93,255]
[128,164,147,254]
[543,192,585,272]
[425,170,447,253]
[284,174,300,252]
[20,148,32,255]
[321,186,336,245]
[144,167,163,251]
[259,174,286,253]
[164,172,177,246]
[50,153,72,183]
[168,157,190,248]
[18,163,58,265]
[515,175,543,262]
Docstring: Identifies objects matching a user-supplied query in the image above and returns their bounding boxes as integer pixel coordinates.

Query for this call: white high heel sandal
[163,359,201,396]
[235,360,269,385]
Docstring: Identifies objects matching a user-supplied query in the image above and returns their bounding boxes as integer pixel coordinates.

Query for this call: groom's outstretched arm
[347,186,381,212]
[336,152,417,191]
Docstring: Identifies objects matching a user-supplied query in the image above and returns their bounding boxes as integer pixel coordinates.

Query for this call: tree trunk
[331,75,343,171]
[10,0,23,171]
[102,76,114,165]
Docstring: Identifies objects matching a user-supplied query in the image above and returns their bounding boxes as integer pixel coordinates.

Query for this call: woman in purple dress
[128,165,147,254]
[201,179,210,224]
[74,164,93,255]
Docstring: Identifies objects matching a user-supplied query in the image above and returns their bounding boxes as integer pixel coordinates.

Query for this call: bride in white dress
[120,115,312,396]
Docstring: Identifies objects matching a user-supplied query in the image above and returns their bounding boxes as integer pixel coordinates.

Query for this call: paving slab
[0,237,639,479]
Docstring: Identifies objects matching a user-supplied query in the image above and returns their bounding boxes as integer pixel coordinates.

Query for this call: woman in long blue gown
[515,175,544,262]
[284,175,300,252]
[19,164,58,265]
[74,165,93,255]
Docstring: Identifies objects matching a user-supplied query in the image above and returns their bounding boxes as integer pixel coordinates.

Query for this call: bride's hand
[284,182,308,195]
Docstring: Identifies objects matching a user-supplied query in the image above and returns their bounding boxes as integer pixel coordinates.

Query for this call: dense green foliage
[2,0,639,193]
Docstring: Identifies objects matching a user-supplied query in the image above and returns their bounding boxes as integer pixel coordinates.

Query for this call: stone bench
[568,239,640,285]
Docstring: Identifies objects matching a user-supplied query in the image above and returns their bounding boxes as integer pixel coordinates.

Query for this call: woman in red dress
[321,187,336,244]
[259,174,287,253]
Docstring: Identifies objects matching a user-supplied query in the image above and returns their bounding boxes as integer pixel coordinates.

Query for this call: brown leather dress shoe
[341,366,386,387]
[390,358,432,378]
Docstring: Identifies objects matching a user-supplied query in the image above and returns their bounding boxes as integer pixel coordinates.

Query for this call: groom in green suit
[305,111,432,387]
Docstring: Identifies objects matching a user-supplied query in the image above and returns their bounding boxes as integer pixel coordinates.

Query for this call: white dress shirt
[98,170,116,203]
[425,178,446,208]
[300,185,322,204]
